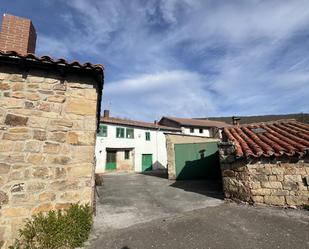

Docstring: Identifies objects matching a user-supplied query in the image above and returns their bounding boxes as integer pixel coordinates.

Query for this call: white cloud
[37,0,309,120]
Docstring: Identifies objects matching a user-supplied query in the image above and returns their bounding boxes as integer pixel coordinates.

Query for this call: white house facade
[159,117,230,138]
[95,114,180,173]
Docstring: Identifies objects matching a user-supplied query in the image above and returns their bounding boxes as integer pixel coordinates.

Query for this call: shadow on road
[170,180,224,199]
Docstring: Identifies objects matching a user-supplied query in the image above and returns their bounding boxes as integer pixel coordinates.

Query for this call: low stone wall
[0,66,101,248]
[220,146,309,207]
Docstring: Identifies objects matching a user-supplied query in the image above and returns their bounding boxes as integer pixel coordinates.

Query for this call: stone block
[261,181,282,189]
[55,203,72,210]
[11,92,25,99]
[27,154,45,165]
[47,95,66,103]
[0,83,10,90]
[12,83,24,91]
[0,98,23,108]
[251,188,271,196]
[26,181,46,192]
[284,175,302,182]
[39,192,56,202]
[286,196,309,206]
[28,116,49,128]
[264,196,285,206]
[0,163,11,174]
[250,181,261,189]
[0,190,9,205]
[50,180,78,191]
[11,193,30,204]
[48,132,66,143]
[33,130,47,141]
[47,155,71,165]
[65,98,96,115]
[84,89,97,100]
[0,141,14,152]
[270,189,289,196]
[32,203,53,214]
[5,114,28,126]
[3,132,30,141]
[71,146,94,163]
[67,131,95,145]
[37,102,50,112]
[11,183,25,193]
[251,195,264,203]
[32,167,50,179]
[43,142,61,154]
[55,167,66,178]
[67,164,92,178]
[49,119,73,127]
[60,191,80,202]
[3,207,28,217]
[53,83,66,91]
[24,140,41,152]
[26,93,40,101]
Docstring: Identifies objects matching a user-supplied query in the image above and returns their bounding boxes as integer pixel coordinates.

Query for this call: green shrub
[10,203,93,249]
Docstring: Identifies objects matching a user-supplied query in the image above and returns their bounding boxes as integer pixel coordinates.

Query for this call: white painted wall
[95,123,171,173]
[182,127,212,137]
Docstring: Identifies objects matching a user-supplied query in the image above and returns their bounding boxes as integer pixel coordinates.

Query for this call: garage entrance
[174,142,220,180]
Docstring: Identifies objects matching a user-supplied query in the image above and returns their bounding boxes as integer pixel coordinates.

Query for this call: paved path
[87,172,309,249]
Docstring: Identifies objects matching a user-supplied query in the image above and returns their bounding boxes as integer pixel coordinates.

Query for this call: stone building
[0,14,103,248]
[220,120,309,207]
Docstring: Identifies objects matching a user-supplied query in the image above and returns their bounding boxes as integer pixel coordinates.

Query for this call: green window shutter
[116,127,125,138]
[145,132,150,141]
[126,128,134,139]
[98,125,108,137]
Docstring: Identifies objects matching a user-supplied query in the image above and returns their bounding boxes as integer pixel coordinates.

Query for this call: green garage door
[174,142,220,180]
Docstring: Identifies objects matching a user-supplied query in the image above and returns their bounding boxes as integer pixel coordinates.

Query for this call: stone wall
[0,66,101,248]
[220,145,309,207]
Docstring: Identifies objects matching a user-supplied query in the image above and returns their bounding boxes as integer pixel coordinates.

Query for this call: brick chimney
[0,13,37,54]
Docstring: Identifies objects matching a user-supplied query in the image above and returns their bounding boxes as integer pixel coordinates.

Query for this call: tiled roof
[101,117,181,132]
[223,120,309,158]
[0,50,104,74]
[160,116,231,128]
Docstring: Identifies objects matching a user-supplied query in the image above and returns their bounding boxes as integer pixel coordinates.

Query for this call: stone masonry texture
[0,66,100,248]
[220,145,309,207]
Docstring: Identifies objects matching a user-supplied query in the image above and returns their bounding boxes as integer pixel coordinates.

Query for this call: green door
[106,151,116,170]
[174,142,220,180]
[142,154,152,171]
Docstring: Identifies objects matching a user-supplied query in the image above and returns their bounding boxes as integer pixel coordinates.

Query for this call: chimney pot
[232,116,241,126]
[103,110,110,118]
[0,13,37,54]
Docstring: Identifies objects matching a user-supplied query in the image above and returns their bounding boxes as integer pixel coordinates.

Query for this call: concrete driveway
[87,172,309,249]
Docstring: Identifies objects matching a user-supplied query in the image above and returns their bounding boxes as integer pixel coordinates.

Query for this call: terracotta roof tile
[0,50,104,73]
[101,117,181,132]
[223,120,309,158]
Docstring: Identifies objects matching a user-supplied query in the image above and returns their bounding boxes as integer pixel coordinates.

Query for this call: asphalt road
[86,172,309,249]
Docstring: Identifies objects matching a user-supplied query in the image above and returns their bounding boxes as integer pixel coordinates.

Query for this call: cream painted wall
[95,123,172,173]
[182,127,212,137]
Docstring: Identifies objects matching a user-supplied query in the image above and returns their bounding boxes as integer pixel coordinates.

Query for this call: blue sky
[1,0,309,121]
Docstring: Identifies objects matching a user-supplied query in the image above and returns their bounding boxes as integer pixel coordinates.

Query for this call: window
[125,150,130,159]
[199,128,203,134]
[190,128,194,133]
[98,125,107,137]
[126,128,134,139]
[145,131,151,141]
[116,127,125,138]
